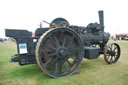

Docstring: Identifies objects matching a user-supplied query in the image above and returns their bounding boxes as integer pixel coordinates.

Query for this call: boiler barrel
[80,32,110,45]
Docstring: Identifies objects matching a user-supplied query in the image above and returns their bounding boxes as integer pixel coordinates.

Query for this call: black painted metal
[36,28,84,77]
[104,43,120,64]
[98,10,104,31]
[50,18,70,27]
[84,47,100,59]
[5,10,121,78]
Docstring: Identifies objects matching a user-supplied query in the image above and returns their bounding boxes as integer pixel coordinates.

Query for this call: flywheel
[49,18,70,29]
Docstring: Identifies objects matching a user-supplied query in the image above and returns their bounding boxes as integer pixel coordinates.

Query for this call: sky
[0,0,128,38]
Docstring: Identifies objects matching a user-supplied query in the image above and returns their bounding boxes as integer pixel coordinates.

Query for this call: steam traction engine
[5,11,121,78]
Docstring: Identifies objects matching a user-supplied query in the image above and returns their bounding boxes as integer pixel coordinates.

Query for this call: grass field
[0,40,128,85]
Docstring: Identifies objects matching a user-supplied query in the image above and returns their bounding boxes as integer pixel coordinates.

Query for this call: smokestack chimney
[98,10,104,31]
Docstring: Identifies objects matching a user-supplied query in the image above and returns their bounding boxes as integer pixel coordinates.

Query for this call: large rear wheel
[36,28,84,78]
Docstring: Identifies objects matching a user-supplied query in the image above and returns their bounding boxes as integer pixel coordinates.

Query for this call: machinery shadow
[7,57,107,79]
[7,64,51,79]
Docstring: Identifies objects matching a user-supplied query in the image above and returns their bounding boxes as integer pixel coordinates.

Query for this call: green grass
[0,40,128,85]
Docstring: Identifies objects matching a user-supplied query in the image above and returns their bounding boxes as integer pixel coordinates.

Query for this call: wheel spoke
[48,36,57,50]
[41,49,50,53]
[54,36,60,47]
[112,56,115,61]
[112,57,115,62]
[55,62,58,73]
[50,57,58,65]
[49,45,56,51]
[44,52,56,58]
[59,64,62,72]
[113,46,117,51]
[68,36,75,48]
[44,57,52,65]
[110,45,113,51]
[107,55,110,59]
[106,52,110,56]
[62,36,66,47]
[111,44,114,51]
[110,56,113,62]
[114,56,116,59]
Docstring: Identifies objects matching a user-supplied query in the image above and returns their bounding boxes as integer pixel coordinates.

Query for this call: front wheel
[104,43,121,64]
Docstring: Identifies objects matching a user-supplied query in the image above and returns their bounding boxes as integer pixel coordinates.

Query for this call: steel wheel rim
[104,43,120,64]
[36,28,84,78]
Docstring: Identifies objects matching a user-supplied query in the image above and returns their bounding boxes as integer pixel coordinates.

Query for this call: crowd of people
[0,38,9,43]
[0,38,4,43]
